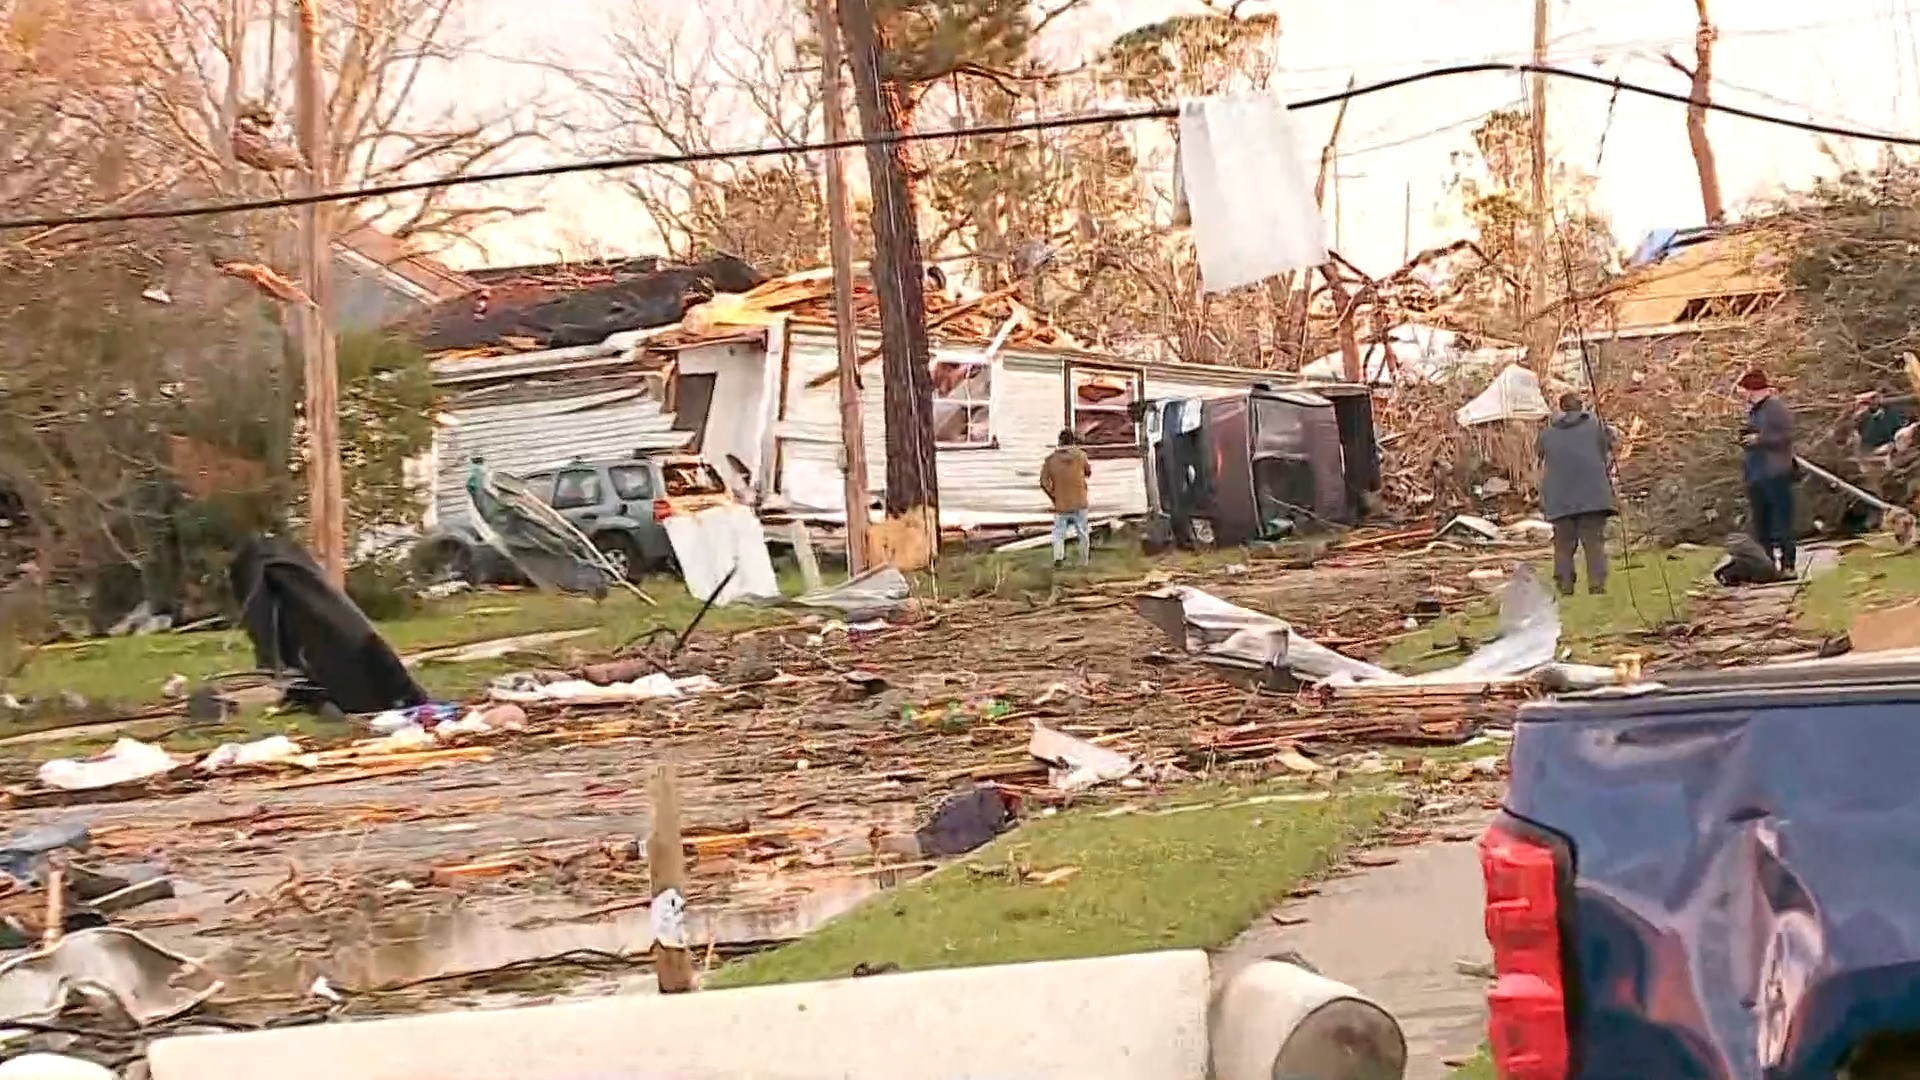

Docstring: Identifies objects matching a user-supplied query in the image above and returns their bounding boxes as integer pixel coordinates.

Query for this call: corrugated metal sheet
[431,388,688,524]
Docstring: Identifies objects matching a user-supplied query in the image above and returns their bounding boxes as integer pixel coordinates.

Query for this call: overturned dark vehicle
[1143,381,1379,548]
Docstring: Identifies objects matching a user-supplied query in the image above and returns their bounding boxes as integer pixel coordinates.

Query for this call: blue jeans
[1052,509,1090,565]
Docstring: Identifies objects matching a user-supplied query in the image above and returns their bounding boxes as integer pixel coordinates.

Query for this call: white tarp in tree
[663,504,781,606]
[1456,364,1551,427]
[1175,94,1328,294]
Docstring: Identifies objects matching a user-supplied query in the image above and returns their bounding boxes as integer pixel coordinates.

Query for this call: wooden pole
[1307,83,1362,384]
[647,763,696,993]
[1524,0,1551,371]
[812,0,872,575]
[294,0,345,586]
[41,861,64,948]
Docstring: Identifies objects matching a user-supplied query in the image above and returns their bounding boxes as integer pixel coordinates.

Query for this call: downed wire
[6,63,1920,231]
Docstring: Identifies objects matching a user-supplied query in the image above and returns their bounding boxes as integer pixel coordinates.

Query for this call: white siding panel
[1143,365,1272,400]
[431,390,686,525]
[775,329,1149,526]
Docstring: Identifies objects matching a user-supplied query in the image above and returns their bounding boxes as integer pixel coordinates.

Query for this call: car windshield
[661,461,727,497]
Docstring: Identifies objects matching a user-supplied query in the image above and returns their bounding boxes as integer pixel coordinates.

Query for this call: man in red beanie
[1738,369,1797,574]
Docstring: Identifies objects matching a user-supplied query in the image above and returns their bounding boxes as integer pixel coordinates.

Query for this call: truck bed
[1503,661,1920,1078]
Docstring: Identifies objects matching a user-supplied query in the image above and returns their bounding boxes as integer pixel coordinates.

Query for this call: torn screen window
[1069,365,1143,453]
[931,355,993,449]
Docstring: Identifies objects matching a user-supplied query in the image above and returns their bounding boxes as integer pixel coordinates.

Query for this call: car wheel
[414,539,474,583]
[595,534,643,583]
[446,543,476,583]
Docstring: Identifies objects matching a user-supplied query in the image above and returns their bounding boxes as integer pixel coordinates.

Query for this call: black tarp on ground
[229,537,427,714]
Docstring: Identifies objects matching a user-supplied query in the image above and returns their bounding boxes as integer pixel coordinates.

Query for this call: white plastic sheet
[36,739,179,791]
[199,736,310,773]
[1456,364,1551,427]
[489,673,722,706]
[1177,94,1328,294]
[664,504,781,607]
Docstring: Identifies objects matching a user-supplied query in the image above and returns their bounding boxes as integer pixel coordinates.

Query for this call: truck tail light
[652,498,672,523]
[1480,821,1570,1080]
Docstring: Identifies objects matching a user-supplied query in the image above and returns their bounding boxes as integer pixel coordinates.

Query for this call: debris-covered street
[0,535,1548,1047]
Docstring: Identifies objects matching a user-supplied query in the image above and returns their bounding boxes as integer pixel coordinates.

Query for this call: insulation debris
[1029,723,1138,792]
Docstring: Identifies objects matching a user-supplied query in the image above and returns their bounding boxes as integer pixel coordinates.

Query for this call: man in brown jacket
[1040,428,1093,567]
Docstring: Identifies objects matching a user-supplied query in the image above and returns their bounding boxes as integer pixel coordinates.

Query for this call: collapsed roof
[666,267,1083,351]
[404,255,766,354]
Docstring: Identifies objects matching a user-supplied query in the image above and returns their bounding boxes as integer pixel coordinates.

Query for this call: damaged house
[411,257,765,527]
[1583,224,1789,360]
[649,271,1375,530]
[408,260,1374,538]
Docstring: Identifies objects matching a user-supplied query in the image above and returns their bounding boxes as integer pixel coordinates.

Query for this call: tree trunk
[1685,0,1726,223]
[836,0,940,569]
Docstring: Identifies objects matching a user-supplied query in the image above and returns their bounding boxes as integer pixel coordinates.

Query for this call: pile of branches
[1371,171,1920,541]
[1374,379,1542,520]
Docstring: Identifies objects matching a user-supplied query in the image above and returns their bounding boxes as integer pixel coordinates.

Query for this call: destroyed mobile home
[416,268,1379,568]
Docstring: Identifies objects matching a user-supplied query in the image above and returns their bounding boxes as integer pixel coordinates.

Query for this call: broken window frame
[930,350,995,451]
[1064,361,1145,460]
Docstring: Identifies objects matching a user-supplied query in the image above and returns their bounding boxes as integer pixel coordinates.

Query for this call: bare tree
[129,0,549,247]
[1666,0,1726,224]
[557,0,830,271]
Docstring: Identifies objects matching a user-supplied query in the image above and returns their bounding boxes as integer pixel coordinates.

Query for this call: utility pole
[836,0,941,570]
[1524,0,1552,371]
[811,0,872,575]
[1303,84,1361,383]
[294,0,344,586]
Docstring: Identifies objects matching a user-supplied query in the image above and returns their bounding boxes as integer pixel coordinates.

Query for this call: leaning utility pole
[1524,0,1551,371]
[294,0,345,586]
[835,0,940,570]
[811,0,872,575]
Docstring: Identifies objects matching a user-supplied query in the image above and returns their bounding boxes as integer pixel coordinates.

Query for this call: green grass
[1381,547,1721,673]
[0,584,793,733]
[0,539,1254,749]
[709,783,1403,989]
[1798,540,1920,634]
[2,540,1237,719]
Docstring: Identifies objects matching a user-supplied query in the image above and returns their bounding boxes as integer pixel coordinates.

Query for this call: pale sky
[435,0,1920,276]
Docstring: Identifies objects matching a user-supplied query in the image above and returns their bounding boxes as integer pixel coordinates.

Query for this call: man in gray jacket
[1537,391,1616,595]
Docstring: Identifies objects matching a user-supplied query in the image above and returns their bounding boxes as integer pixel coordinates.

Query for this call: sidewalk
[1224,812,1493,1080]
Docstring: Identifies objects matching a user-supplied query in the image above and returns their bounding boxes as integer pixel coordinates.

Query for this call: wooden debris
[429,856,522,885]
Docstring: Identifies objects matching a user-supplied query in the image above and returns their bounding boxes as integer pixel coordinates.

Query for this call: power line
[7,60,1920,233]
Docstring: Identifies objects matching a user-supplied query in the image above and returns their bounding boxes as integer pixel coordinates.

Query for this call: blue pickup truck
[1483,658,1920,1079]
